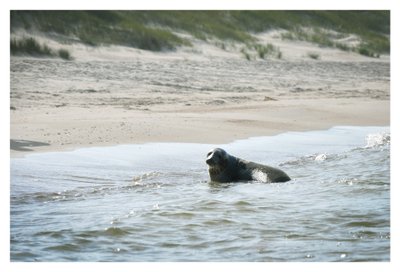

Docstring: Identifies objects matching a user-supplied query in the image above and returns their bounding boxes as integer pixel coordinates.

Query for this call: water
[10,126,390,261]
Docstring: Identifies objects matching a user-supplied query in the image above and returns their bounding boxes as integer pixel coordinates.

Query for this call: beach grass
[11,11,389,55]
[307,52,320,60]
[253,43,282,59]
[281,26,387,57]
[11,37,73,60]
[240,43,282,61]
[10,37,53,56]
[57,49,72,60]
[358,44,380,58]
[240,48,253,61]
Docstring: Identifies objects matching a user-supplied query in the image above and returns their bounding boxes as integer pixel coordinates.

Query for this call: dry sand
[10,31,390,156]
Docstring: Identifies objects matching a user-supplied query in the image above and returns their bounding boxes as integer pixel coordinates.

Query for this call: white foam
[315,153,327,161]
[365,132,390,148]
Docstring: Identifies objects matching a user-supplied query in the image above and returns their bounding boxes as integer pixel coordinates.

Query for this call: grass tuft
[240,48,252,61]
[57,49,72,60]
[253,43,282,59]
[307,52,320,60]
[11,37,52,56]
[11,37,73,60]
[281,27,385,57]
[241,43,282,61]
[358,45,380,58]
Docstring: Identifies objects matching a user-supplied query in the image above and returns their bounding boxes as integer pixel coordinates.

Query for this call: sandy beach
[10,32,390,156]
[8,11,393,263]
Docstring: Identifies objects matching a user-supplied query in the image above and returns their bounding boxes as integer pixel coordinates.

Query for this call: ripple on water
[203,218,237,226]
[156,210,196,219]
[10,126,390,261]
[45,243,80,252]
[104,227,131,237]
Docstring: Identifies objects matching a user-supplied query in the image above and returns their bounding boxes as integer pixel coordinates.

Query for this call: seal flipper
[272,174,291,183]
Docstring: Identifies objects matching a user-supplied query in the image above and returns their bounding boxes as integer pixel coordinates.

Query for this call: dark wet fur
[206,148,290,183]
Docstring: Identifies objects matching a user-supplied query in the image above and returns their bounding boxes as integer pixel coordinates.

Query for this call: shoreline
[10,31,390,158]
[10,97,390,158]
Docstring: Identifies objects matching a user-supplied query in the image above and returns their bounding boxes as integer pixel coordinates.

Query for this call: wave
[279,153,340,166]
[11,169,203,205]
[364,132,390,148]
[280,131,390,167]
[131,171,162,184]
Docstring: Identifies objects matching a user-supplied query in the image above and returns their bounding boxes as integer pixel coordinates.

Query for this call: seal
[206,148,290,183]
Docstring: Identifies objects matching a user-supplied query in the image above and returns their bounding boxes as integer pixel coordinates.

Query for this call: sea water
[10,126,390,261]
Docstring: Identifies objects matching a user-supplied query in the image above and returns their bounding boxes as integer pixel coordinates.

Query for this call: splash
[365,132,390,148]
[314,153,327,161]
[131,171,161,184]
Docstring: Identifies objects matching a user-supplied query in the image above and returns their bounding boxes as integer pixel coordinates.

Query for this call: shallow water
[10,126,390,261]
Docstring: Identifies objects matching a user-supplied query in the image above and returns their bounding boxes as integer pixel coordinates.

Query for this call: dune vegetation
[11,10,389,57]
[11,37,72,60]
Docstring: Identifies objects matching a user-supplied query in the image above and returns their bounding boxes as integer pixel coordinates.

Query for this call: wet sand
[10,32,390,157]
[10,98,389,156]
